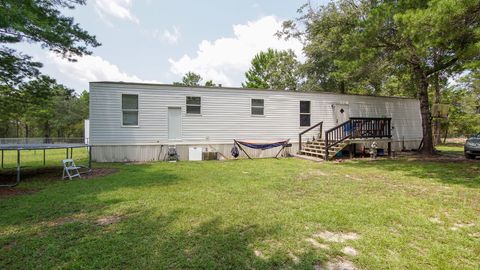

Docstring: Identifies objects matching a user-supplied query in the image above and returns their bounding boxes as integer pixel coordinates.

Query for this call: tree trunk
[414,66,434,154]
[339,81,346,94]
[432,72,442,145]
[16,120,19,138]
[44,121,51,143]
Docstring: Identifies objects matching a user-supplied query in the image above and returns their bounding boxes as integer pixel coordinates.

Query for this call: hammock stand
[233,139,290,159]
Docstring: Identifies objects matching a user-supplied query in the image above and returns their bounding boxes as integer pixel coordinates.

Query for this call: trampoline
[0,143,92,187]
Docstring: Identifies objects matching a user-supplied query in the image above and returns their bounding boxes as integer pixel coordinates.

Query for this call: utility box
[202,151,218,160]
[188,147,203,161]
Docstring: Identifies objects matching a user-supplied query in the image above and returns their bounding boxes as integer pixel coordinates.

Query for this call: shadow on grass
[1,208,325,269]
[0,160,329,269]
[0,164,182,225]
[341,158,480,188]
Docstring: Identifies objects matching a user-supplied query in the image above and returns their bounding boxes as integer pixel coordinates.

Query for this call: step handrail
[325,120,352,157]
[298,121,323,152]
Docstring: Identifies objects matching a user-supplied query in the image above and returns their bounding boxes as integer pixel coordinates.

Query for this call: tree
[242,48,300,90]
[0,0,99,138]
[204,80,216,87]
[282,0,480,154]
[173,72,217,87]
[0,0,100,86]
[443,71,480,137]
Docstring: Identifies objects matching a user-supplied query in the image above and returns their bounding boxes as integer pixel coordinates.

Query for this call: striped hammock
[234,140,290,150]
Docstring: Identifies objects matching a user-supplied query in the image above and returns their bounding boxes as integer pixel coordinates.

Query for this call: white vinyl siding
[122,94,138,126]
[90,83,423,147]
[251,99,264,115]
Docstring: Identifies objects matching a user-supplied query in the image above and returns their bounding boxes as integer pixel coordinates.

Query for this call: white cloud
[46,53,160,84]
[162,27,181,44]
[168,16,303,87]
[94,0,139,24]
[150,26,181,44]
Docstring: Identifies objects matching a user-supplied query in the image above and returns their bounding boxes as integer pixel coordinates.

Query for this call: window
[122,94,138,126]
[251,99,264,115]
[300,101,311,127]
[186,96,201,114]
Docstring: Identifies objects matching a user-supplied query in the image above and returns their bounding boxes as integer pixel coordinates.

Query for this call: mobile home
[89,82,422,162]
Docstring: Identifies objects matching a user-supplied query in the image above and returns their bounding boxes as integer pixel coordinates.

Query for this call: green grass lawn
[436,143,466,156]
[0,146,479,269]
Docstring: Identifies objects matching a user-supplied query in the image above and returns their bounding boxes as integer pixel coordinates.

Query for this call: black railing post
[299,134,302,152]
[319,122,323,140]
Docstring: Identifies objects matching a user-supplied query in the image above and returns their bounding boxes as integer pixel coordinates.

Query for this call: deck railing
[325,117,391,158]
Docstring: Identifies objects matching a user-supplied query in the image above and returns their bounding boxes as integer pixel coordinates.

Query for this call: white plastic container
[188,146,203,161]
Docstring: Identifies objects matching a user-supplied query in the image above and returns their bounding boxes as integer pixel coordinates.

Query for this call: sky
[17,0,328,93]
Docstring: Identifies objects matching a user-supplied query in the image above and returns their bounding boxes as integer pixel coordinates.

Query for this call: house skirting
[91,139,421,162]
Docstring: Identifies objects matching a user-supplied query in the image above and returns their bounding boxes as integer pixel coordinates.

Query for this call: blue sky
[18,0,327,93]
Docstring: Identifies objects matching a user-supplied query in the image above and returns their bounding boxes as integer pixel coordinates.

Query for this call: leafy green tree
[173,72,202,86]
[0,0,100,86]
[443,71,480,137]
[282,0,480,153]
[0,0,99,138]
[242,48,300,90]
[173,72,216,87]
[204,80,216,87]
[21,76,74,138]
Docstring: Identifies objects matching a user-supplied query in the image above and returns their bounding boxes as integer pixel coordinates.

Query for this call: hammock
[235,140,289,150]
[233,139,290,159]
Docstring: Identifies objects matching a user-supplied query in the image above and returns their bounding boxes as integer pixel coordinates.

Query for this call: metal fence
[0,137,85,145]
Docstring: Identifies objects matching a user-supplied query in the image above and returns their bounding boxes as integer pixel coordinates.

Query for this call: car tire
[465,153,475,159]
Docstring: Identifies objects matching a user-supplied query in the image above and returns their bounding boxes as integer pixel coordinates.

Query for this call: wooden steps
[299,140,348,160]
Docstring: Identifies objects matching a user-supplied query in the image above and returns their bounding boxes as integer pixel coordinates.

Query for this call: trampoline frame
[0,143,92,188]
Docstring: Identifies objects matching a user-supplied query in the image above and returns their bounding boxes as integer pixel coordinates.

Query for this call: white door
[168,107,182,140]
[333,104,350,125]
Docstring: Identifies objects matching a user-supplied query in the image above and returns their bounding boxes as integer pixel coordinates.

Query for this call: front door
[168,107,182,140]
[333,104,350,125]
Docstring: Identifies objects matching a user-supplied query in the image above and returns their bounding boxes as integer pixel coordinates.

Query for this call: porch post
[388,142,392,157]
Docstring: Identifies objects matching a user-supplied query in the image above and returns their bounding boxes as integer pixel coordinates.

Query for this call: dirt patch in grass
[316,258,358,270]
[297,170,329,181]
[0,188,39,198]
[0,167,60,183]
[95,215,122,226]
[2,240,17,251]
[449,222,475,231]
[0,168,118,184]
[0,168,118,198]
[341,246,359,257]
[288,252,300,264]
[44,213,88,227]
[81,168,119,180]
[313,231,360,243]
[306,238,330,250]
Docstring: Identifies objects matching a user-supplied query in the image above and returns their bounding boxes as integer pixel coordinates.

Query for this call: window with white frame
[300,101,311,127]
[251,98,264,115]
[122,94,138,126]
[186,96,201,114]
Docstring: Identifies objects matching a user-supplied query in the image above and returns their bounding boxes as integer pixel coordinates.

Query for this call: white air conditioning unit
[188,146,202,161]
